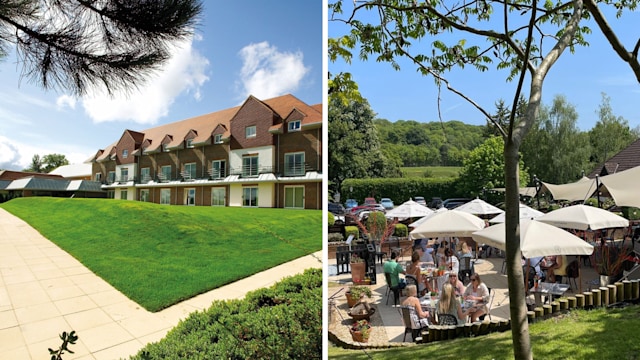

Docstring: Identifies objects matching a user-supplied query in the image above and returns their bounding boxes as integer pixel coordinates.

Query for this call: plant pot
[351,262,366,283]
[350,329,371,343]
[346,291,360,308]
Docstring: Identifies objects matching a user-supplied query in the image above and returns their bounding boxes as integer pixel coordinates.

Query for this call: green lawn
[1,197,321,312]
[401,166,461,178]
[329,305,640,359]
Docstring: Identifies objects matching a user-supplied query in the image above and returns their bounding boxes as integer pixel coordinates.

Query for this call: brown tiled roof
[588,138,640,177]
[92,94,322,160]
[0,170,64,181]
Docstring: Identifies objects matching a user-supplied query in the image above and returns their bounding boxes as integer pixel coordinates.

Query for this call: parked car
[442,198,472,209]
[414,196,427,206]
[367,204,386,212]
[428,197,443,209]
[344,198,358,210]
[364,197,377,206]
[328,202,346,215]
[380,198,394,210]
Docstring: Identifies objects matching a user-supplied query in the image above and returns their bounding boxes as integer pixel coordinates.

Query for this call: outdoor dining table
[528,282,570,307]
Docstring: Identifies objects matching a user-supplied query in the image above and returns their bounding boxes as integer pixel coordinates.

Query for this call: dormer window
[288,120,301,132]
[245,125,256,138]
[214,134,223,144]
[186,139,194,148]
[163,144,169,152]
[122,149,128,158]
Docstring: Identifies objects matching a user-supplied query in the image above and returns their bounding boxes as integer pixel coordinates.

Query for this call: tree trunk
[504,140,532,359]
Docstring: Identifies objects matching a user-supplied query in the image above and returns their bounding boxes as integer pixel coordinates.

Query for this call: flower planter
[351,261,366,283]
[345,291,360,308]
[350,329,371,343]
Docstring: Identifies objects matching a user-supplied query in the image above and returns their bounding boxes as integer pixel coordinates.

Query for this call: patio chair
[562,259,580,290]
[400,306,428,342]
[384,272,400,306]
[479,287,494,321]
[405,274,425,296]
[458,256,473,284]
[436,313,458,326]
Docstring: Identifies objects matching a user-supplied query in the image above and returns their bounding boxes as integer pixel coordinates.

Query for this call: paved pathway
[0,208,322,360]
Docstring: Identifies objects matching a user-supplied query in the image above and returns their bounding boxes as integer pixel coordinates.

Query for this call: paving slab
[0,208,322,359]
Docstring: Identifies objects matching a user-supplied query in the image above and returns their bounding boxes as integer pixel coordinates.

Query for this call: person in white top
[444,248,459,275]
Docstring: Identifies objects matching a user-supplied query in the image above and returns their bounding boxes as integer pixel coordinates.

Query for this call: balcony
[208,167,227,179]
[229,165,274,178]
[283,163,311,177]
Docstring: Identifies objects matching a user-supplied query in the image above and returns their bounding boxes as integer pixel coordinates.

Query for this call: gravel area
[328,296,390,346]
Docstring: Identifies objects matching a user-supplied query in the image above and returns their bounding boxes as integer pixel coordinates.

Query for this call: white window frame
[120,168,129,182]
[214,134,223,144]
[288,120,301,132]
[284,186,305,209]
[95,173,102,182]
[184,162,197,179]
[186,139,194,148]
[120,190,128,200]
[162,144,170,152]
[122,149,128,158]
[160,189,171,205]
[140,167,150,182]
[245,125,256,138]
[211,187,226,206]
[139,189,149,202]
[185,188,196,206]
[211,160,226,179]
[161,165,172,181]
[242,187,258,207]
[284,152,305,176]
[108,171,116,183]
[242,155,258,177]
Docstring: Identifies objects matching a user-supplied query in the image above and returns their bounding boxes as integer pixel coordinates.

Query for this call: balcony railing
[208,167,227,179]
[229,165,274,178]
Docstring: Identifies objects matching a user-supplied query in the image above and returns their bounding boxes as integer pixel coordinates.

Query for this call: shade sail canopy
[410,210,486,239]
[489,203,543,223]
[408,207,447,228]
[536,204,629,231]
[540,176,597,202]
[455,198,504,216]
[472,219,594,258]
[599,166,640,208]
[385,199,434,219]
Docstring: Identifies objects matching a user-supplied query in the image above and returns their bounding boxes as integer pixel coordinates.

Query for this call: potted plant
[350,319,372,343]
[350,254,366,283]
[345,285,372,308]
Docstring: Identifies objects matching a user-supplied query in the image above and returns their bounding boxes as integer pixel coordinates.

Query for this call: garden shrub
[394,223,408,237]
[366,211,387,240]
[328,212,335,226]
[340,177,459,205]
[344,226,359,239]
[328,233,344,242]
[131,268,322,360]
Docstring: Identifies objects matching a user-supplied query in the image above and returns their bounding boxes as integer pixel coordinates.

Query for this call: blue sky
[0,1,323,170]
[329,4,640,132]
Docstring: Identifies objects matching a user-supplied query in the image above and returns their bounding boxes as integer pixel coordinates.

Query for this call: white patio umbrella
[536,204,629,231]
[472,220,594,257]
[489,203,543,223]
[455,198,504,216]
[408,207,447,228]
[410,210,486,239]
[385,199,434,219]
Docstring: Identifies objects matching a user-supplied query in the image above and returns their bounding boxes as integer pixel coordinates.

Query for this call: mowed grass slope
[401,166,461,178]
[1,198,321,312]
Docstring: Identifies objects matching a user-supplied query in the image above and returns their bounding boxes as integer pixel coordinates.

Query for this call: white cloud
[0,135,92,171]
[56,95,77,110]
[81,38,210,124]
[237,42,309,100]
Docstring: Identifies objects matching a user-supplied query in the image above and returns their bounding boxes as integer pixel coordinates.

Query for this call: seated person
[446,271,466,297]
[541,255,562,282]
[463,273,490,322]
[401,285,430,327]
[420,242,436,265]
[444,248,460,275]
[436,283,468,325]
[406,251,426,295]
[383,251,407,290]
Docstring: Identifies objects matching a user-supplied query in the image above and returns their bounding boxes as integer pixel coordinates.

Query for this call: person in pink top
[447,271,466,297]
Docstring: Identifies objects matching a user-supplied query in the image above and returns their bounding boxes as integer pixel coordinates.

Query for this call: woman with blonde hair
[436,283,467,325]
[401,285,430,327]
[463,273,489,322]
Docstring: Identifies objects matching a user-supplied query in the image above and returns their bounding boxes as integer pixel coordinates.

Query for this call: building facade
[89,94,323,209]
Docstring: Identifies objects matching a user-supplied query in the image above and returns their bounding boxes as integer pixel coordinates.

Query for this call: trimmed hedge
[394,224,408,237]
[131,268,322,359]
[345,226,359,239]
[341,177,461,204]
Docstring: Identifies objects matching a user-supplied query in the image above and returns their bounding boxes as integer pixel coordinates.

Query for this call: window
[288,120,301,132]
[185,188,196,206]
[108,171,116,183]
[95,173,102,182]
[120,168,129,182]
[284,152,305,176]
[184,163,196,179]
[120,190,128,200]
[122,149,128,158]
[211,187,226,206]
[214,134,223,144]
[107,190,115,199]
[245,125,256,138]
[186,139,194,148]
[161,165,172,181]
[140,189,149,202]
[162,144,170,152]
[160,189,171,205]
[140,167,150,183]
[242,155,258,177]
[285,186,304,208]
[211,160,226,179]
[242,187,258,207]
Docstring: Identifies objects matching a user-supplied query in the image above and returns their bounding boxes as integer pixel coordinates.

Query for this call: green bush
[328,233,344,242]
[341,177,459,205]
[622,207,640,220]
[345,226,359,239]
[366,211,387,240]
[394,223,408,237]
[131,269,322,360]
[328,212,335,227]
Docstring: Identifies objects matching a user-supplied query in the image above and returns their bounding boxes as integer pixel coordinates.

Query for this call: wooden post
[499,319,510,332]
[583,292,593,307]
[615,282,624,302]
[558,298,569,311]
[527,311,536,323]
[542,304,553,318]
[575,294,585,308]
[428,326,437,342]
[551,301,560,313]
[600,287,610,306]
[632,280,640,300]
[592,289,601,307]
[478,321,490,336]
[623,280,632,301]
[471,322,482,336]
[567,296,577,309]
[534,307,544,319]
[464,323,473,337]
[447,325,457,339]
[607,284,616,304]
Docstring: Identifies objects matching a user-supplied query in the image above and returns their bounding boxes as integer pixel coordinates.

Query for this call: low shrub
[328,212,335,226]
[394,224,408,237]
[328,233,344,242]
[344,226,359,239]
[131,268,322,360]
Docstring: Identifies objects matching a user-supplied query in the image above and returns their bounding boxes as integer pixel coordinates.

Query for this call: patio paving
[328,252,603,345]
[0,208,322,360]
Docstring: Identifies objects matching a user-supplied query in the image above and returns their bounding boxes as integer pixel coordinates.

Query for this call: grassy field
[329,304,640,359]
[401,166,461,178]
[1,197,321,312]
